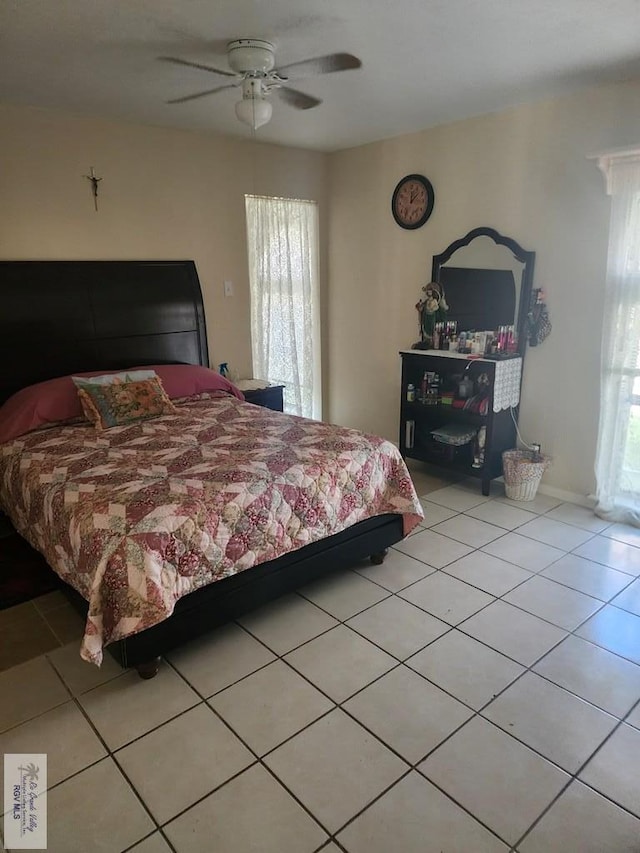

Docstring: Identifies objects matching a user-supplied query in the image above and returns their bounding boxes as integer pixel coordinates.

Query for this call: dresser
[399,350,521,495]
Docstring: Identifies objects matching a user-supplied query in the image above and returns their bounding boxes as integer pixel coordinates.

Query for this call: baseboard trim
[406,460,593,509]
[489,476,593,508]
[536,483,594,508]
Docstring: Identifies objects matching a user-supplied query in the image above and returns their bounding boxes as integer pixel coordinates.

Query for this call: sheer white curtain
[594,154,640,523]
[245,195,321,420]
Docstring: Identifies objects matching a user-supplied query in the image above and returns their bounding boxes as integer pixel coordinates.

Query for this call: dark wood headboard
[0,260,209,404]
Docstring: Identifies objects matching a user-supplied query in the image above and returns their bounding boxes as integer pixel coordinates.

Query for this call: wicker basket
[502,450,550,501]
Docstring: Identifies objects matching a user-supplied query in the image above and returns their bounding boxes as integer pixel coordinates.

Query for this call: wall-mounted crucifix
[83,166,103,211]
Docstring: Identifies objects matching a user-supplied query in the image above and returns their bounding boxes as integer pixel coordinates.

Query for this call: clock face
[391,174,435,230]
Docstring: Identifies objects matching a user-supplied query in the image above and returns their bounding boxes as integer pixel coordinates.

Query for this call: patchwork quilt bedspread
[0,393,423,665]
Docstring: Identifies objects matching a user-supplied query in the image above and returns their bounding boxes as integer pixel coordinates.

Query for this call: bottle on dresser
[420,371,429,403]
[427,373,440,406]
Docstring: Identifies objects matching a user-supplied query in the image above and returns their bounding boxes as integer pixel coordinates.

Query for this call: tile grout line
[162,589,518,847]
[1,570,633,731]
[412,651,639,847]
[413,491,640,573]
[1,492,638,849]
[305,555,563,846]
[0,654,74,735]
[110,754,180,853]
[25,545,638,851]
[165,536,637,774]
[120,829,172,853]
[317,508,640,844]
[409,579,640,842]
[390,525,640,669]
[38,606,83,648]
[201,550,638,847]
[46,609,639,853]
[331,760,510,850]
[510,692,640,850]
[429,502,604,550]
[360,520,631,608]
[44,642,334,850]
[162,688,336,846]
[44,654,179,852]
[107,525,623,853]
[159,653,337,843]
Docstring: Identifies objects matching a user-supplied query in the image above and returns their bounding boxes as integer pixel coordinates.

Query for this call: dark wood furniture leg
[135,657,162,680]
[482,478,491,496]
[370,549,388,565]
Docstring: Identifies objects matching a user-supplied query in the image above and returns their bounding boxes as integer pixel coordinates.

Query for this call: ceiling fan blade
[166,84,234,104]
[158,56,236,78]
[276,53,361,79]
[276,86,322,110]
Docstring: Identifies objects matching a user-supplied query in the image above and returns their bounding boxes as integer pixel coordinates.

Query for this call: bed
[0,261,422,677]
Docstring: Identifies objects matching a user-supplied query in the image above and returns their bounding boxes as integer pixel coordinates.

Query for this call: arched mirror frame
[431,226,536,357]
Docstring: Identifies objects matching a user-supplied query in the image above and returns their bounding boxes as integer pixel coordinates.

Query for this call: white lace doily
[493,358,522,412]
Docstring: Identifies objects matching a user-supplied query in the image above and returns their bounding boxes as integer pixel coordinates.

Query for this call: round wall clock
[391,174,435,230]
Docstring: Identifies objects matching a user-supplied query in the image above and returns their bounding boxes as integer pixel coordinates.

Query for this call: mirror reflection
[430,227,535,356]
[441,237,525,333]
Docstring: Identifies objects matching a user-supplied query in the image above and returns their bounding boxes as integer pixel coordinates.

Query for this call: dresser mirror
[431,227,536,354]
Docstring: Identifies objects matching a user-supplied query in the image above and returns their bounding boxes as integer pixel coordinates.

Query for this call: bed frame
[0,261,404,677]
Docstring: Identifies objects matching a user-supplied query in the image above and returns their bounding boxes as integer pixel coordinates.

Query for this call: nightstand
[241,385,285,412]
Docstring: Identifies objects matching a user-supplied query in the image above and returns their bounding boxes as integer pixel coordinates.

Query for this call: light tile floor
[0,591,85,671]
[2,473,640,851]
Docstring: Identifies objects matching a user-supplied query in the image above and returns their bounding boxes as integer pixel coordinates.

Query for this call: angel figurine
[413,281,449,349]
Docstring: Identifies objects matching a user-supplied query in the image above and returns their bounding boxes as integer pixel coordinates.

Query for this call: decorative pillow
[73,371,178,430]
[0,364,244,445]
[74,369,156,387]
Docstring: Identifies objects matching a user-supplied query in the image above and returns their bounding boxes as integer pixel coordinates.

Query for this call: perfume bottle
[458,374,474,399]
[420,371,429,403]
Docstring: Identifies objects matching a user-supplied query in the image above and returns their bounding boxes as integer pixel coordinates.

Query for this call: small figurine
[413,281,449,348]
[527,288,552,346]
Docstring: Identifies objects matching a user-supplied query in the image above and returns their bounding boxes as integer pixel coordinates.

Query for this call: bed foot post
[135,657,161,680]
[370,550,388,566]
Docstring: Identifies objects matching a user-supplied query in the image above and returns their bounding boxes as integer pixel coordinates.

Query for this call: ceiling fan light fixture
[227,39,275,74]
[235,96,273,130]
[163,39,359,123]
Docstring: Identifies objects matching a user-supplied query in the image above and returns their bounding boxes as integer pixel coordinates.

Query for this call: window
[245,195,321,419]
[594,152,640,523]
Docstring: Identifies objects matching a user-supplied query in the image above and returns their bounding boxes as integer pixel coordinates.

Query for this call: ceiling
[1,0,640,152]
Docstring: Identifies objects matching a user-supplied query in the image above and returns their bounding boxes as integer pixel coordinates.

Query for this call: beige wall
[4,78,640,498]
[327,78,640,497]
[0,103,329,394]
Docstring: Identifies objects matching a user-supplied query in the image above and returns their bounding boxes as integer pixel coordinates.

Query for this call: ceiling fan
[159,38,362,130]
